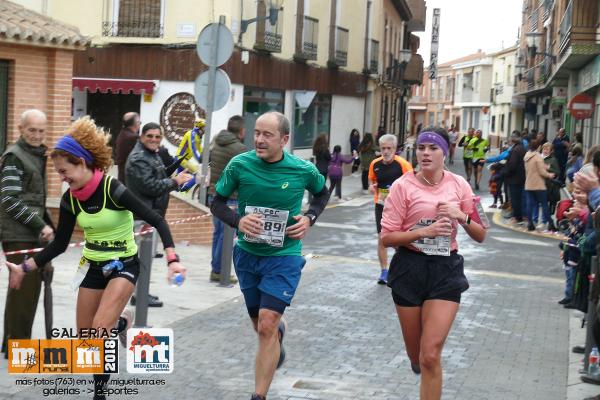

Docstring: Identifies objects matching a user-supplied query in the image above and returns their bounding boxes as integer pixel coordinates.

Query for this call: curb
[492,211,566,241]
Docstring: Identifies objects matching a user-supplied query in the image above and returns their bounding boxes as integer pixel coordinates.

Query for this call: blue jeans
[526,190,550,224]
[208,196,237,273]
[564,266,575,300]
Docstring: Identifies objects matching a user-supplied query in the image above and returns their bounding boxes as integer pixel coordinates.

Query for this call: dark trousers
[361,169,369,190]
[329,177,342,199]
[508,184,524,221]
[526,190,551,224]
[2,241,48,356]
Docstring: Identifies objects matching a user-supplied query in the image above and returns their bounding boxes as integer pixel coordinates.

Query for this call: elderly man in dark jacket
[125,122,192,306]
[208,115,247,282]
[0,109,55,358]
[504,132,527,224]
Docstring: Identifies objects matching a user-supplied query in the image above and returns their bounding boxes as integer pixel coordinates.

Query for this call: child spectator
[328,145,354,201]
[489,163,504,208]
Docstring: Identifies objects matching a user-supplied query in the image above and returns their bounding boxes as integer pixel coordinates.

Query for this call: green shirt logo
[281,182,289,189]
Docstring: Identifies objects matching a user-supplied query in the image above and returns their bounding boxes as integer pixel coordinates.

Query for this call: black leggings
[361,169,369,190]
[329,177,342,199]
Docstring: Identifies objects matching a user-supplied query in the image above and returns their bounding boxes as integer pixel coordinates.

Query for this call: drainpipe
[362,0,372,134]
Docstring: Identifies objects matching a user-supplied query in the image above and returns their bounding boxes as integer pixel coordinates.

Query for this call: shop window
[293,93,331,149]
[243,87,285,149]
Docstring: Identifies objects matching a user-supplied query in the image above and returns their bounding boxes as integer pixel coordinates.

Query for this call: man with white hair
[368,133,413,284]
[0,109,54,358]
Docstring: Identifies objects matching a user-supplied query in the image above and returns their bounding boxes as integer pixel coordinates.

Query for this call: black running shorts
[388,247,469,307]
[80,255,140,290]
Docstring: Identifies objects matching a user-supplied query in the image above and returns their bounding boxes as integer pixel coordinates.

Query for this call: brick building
[0,1,88,200]
[0,1,213,245]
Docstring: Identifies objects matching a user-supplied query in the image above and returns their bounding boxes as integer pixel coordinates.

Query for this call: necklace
[420,172,443,186]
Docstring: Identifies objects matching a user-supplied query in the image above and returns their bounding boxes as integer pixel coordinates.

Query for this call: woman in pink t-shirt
[381,127,486,400]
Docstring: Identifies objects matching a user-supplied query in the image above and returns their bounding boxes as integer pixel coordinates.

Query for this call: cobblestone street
[10,249,567,400]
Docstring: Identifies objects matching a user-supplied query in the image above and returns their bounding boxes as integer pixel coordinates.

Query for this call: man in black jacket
[504,132,527,224]
[125,122,192,306]
[208,115,247,282]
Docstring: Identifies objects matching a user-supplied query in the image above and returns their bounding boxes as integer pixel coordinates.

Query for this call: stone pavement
[0,241,244,398]
[3,252,568,399]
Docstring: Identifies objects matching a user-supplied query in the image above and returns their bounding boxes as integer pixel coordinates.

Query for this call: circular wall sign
[159,92,206,146]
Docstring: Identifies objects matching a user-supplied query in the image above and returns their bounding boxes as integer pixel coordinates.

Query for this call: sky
[416,0,523,66]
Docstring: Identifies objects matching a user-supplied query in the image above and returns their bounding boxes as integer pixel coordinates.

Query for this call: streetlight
[525,31,556,61]
[241,0,284,33]
[399,49,412,65]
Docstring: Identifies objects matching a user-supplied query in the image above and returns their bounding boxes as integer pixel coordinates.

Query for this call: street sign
[429,8,441,80]
[194,69,231,111]
[196,23,234,67]
[568,93,595,120]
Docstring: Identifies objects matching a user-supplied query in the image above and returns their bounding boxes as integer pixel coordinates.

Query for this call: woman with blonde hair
[6,117,186,400]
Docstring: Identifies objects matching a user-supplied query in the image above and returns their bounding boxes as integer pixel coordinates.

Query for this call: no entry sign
[568,93,595,120]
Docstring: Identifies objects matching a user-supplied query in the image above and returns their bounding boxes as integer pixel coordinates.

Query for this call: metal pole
[134,233,153,327]
[584,255,599,371]
[219,224,235,287]
[198,15,226,206]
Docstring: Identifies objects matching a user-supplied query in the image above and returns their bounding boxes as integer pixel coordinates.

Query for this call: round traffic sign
[568,93,595,120]
[194,69,231,111]
[196,23,234,67]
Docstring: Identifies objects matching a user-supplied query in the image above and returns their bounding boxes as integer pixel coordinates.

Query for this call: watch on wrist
[304,213,317,226]
[463,214,471,225]
[167,254,180,266]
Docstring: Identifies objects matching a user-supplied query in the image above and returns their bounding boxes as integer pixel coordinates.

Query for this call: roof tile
[0,0,89,49]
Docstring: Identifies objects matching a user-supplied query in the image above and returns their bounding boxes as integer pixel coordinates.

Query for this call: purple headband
[54,135,94,164]
[417,131,449,156]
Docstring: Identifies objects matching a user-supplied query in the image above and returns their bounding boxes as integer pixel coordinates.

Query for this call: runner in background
[458,128,475,184]
[381,127,486,400]
[469,129,490,191]
[368,134,413,284]
[210,111,329,400]
[448,124,458,165]
[5,117,186,400]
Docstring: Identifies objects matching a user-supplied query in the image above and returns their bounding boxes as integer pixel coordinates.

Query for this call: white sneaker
[118,308,134,347]
[362,190,370,195]
[536,223,548,232]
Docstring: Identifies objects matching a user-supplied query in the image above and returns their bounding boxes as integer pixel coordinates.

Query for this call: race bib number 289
[244,206,289,247]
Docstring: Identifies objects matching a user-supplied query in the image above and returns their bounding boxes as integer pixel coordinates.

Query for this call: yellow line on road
[309,254,562,284]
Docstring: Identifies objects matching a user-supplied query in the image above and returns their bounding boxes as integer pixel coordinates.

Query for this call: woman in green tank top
[6,118,186,400]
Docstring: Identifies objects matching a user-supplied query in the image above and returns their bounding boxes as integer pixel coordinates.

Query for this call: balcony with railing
[530,8,539,32]
[558,0,600,60]
[294,16,318,61]
[328,26,348,67]
[102,0,163,38]
[254,16,282,52]
[369,40,379,74]
[543,0,553,21]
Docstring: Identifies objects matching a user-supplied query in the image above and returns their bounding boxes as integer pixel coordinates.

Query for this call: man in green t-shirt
[468,129,490,191]
[211,111,329,400]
